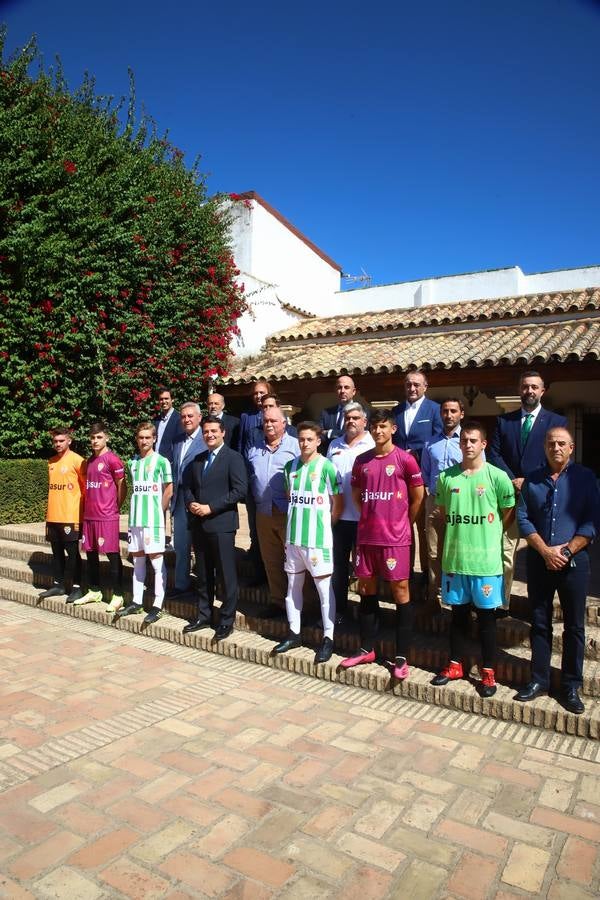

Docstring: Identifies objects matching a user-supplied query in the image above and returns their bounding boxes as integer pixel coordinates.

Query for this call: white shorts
[284,543,333,577]
[128,526,165,555]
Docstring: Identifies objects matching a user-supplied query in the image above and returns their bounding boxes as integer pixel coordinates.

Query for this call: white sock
[315,575,335,639]
[285,571,304,635]
[150,555,166,609]
[133,556,146,605]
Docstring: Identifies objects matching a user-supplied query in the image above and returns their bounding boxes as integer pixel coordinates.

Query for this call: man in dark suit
[182,416,247,639]
[488,370,568,606]
[153,387,185,464]
[319,375,358,452]
[207,392,240,449]
[391,369,443,592]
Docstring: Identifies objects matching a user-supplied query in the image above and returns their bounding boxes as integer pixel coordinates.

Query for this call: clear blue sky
[2,0,600,287]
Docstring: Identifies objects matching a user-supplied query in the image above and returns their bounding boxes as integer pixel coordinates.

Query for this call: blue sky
[2,0,600,287]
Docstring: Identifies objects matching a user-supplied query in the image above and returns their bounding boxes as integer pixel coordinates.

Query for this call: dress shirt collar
[520,404,542,423]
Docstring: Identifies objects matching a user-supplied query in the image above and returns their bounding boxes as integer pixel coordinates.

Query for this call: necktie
[335,406,344,431]
[521,414,533,447]
[204,451,214,471]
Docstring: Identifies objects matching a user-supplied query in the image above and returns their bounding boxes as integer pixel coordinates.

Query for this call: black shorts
[46,522,81,544]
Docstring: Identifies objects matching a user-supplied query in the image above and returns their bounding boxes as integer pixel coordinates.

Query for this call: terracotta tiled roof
[227,289,600,384]
[270,288,600,342]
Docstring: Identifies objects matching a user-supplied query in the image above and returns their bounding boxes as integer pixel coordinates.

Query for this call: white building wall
[227,197,341,356]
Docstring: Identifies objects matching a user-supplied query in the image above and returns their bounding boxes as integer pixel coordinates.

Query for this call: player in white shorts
[273,422,343,664]
[120,422,173,624]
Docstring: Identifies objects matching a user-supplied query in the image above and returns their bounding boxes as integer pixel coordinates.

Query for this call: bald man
[207,393,240,448]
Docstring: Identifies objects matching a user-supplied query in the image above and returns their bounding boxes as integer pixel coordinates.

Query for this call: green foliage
[0,458,47,524]
[0,32,246,458]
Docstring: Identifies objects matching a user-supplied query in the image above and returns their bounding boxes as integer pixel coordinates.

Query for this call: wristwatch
[561,546,573,560]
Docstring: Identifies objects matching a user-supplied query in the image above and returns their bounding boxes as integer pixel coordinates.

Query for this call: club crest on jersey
[386,557,397,571]
[64,526,71,535]
[385,465,395,476]
[98,463,104,471]
[476,485,486,496]
[481,584,493,598]
[60,466,68,474]
[451,487,460,493]
[310,472,317,481]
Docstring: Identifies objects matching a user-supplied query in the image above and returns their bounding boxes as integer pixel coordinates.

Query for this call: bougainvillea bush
[0,33,246,458]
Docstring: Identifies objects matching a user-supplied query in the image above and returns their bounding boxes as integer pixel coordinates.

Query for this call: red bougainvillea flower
[145,195,157,204]
[62,160,77,174]
[41,299,53,314]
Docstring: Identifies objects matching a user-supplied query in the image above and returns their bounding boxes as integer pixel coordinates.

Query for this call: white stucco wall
[227,196,340,356]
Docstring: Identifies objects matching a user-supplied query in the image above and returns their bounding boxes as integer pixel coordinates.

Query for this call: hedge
[0,459,47,525]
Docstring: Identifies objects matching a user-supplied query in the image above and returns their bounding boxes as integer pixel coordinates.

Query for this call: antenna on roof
[342,267,372,290]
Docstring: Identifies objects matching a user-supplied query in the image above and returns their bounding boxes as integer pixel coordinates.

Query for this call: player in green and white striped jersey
[120,423,173,624]
[274,422,343,665]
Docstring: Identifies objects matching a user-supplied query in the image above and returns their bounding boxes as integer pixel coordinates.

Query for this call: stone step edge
[1,577,599,739]
[4,555,600,669]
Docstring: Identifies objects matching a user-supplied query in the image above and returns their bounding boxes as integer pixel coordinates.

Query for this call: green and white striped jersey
[128,452,172,536]
[284,455,341,550]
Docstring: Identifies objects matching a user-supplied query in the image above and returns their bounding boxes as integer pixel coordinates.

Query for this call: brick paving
[1,600,600,898]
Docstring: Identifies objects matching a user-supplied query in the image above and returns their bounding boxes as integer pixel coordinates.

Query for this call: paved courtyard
[0,598,599,899]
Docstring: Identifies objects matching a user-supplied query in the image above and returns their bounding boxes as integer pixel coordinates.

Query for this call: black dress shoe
[117,603,143,617]
[315,636,334,664]
[66,586,85,603]
[560,687,585,715]
[214,623,234,640]
[515,681,547,702]
[143,607,163,625]
[273,632,301,654]
[183,620,211,634]
[39,584,66,600]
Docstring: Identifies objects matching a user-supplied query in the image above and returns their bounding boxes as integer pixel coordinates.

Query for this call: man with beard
[488,371,567,607]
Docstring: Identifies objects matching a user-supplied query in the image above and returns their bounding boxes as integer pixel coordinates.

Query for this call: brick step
[3,568,600,699]
[4,551,600,670]
[3,533,599,635]
[1,576,598,739]
[0,536,254,575]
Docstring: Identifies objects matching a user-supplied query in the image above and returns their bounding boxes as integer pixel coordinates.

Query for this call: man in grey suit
[170,402,206,596]
[488,370,568,606]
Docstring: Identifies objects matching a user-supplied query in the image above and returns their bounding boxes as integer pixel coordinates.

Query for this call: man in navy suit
[170,402,206,596]
[488,370,567,606]
[319,375,358,453]
[182,416,247,639]
[153,387,185,464]
[391,370,443,591]
[207,392,240,449]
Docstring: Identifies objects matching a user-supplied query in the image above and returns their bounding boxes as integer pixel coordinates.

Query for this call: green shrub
[0,459,47,524]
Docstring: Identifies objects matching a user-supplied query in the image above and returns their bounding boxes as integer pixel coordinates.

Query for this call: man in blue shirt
[516,427,599,714]
[421,398,465,609]
[247,408,299,618]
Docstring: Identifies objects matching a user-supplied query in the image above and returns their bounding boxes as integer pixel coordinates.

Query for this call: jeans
[528,548,589,690]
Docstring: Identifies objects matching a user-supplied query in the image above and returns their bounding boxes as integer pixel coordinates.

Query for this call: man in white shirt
[327,402,375,624]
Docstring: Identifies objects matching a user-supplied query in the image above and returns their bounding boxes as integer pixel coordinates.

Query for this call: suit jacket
[237,407,262,455]
[320,404,346,441]
[153,411,185,463]
[219,413,240,449]
[171,430,207,508]
[488,407,568,480]
[391,397,443,457]
[183,444,247,533]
